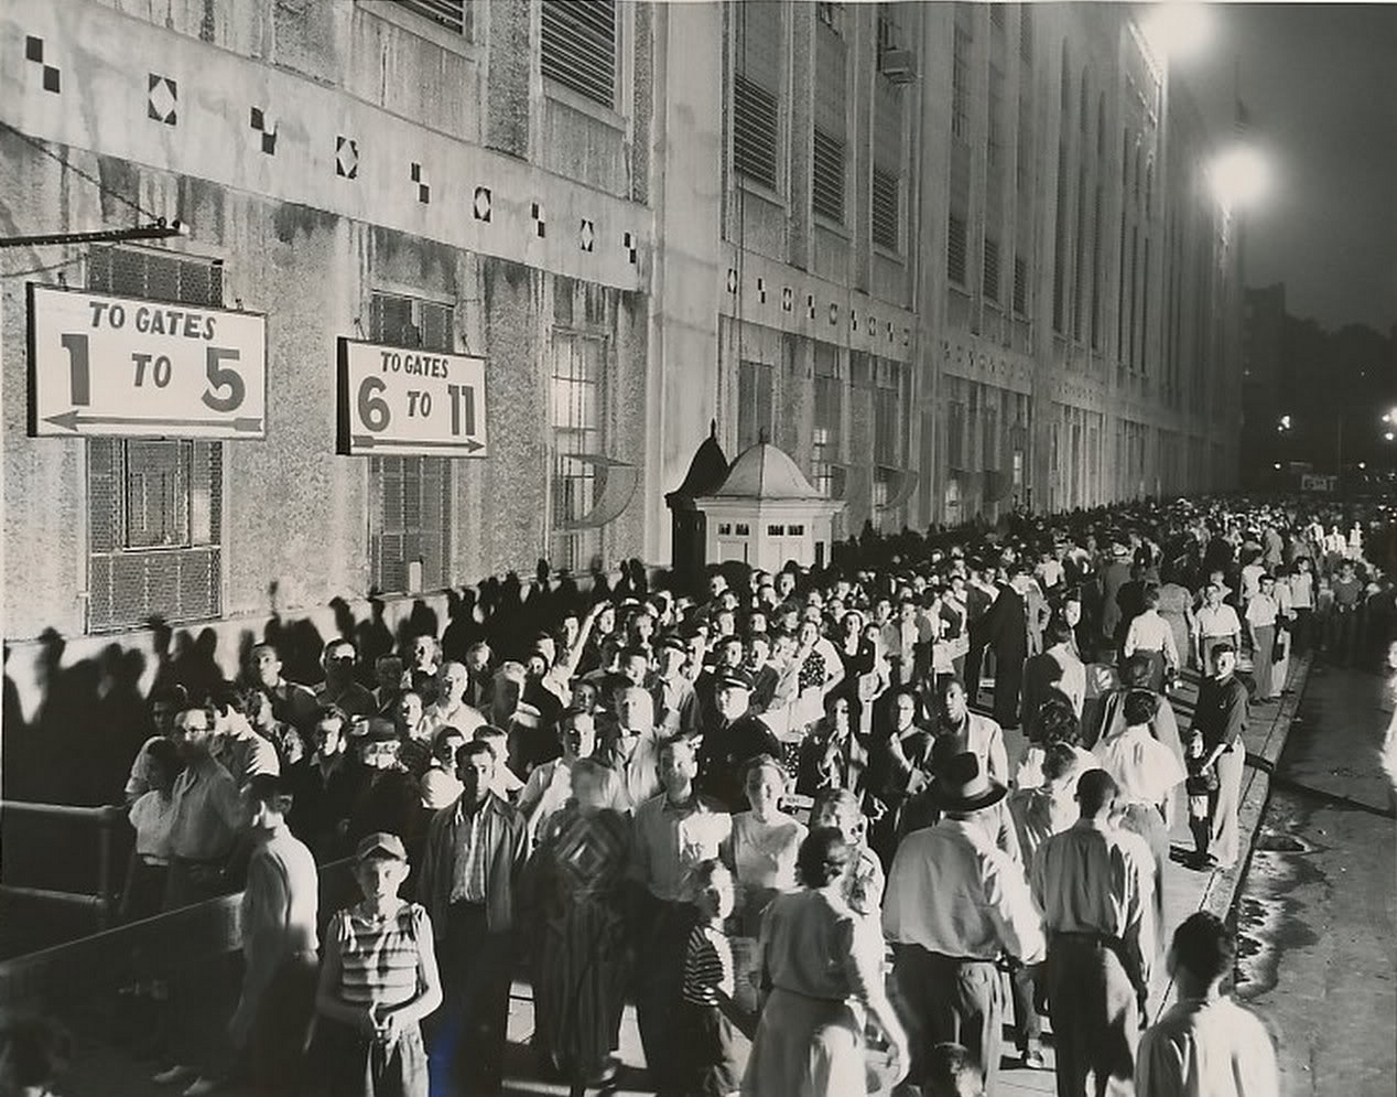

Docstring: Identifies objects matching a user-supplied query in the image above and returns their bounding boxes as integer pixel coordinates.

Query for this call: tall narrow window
[551,331,606,569]
[1013,256,1029,314]
[951,27,971,140]
[737,360,774,451]
[873,43,905,252]
[369,293,454,595]
[872,167,900,250]
[987,63,1005,168]
[84,247,223,632]
[812,345,843,497]
[733,2,783,191]
[541,0,617,109]
[813,4,848,223]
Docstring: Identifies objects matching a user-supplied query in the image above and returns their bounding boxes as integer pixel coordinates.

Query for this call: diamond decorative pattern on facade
[410,162,429,204]
[473,186,491,222]
[622,231,637,264]
[726,268,738,294]
[782,287,793,312]
[148,74,177,125]
[903,326,911,347]
[756,277,766,304]
[531,201,546,238]
[25,36,60,93]
[579,218,595,252]
[887,321,895,343]
[829,303,838,325]
[249,106,276,155]
[807,294,816,320]
[335,136,358,179]
[850,309,858,332]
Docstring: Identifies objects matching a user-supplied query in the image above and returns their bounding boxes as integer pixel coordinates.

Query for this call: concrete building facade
[0,0,1241,713]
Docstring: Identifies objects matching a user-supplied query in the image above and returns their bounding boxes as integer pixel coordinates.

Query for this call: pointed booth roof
[666,421,730,506]
[704,441,827,502]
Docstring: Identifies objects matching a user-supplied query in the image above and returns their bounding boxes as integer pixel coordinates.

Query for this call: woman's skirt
[532,899,628,1074]
[742,987,864,1097]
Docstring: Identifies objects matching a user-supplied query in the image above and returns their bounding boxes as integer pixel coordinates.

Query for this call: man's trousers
[1045,936,1139,1097]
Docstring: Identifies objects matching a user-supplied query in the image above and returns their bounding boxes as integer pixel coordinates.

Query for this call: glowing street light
[1209,145,1271,212]
[1382,408,1397,424]
[1386,432,1395,443]
[1140,2,1213,61]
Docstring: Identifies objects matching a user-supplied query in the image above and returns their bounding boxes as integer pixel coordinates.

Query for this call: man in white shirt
[1137,913,1278,1097]
[884,751,1045,1093]
[1193,584,1241,671]
[1033,769,1155,1097]
[423,661,488,738]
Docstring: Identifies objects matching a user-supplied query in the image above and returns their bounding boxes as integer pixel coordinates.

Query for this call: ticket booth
[691,442,843,572]
[665,423,729,591]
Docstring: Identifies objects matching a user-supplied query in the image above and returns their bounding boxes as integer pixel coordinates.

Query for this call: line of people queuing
[109,495,1395,1097]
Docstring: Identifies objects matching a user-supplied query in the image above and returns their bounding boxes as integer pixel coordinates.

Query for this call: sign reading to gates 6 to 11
[336,338,489,458]
[27,283,267,439]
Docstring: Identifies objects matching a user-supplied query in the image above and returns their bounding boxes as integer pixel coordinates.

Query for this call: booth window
[84,247,223,632]
[551,330,607,570]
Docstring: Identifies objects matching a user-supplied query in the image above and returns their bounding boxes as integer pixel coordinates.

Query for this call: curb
[1150,651,1314,1019]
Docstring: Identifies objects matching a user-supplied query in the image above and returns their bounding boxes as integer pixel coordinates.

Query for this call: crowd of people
[28,496,1397,1097]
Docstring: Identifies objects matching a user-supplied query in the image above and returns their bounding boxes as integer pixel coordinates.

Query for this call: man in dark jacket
[694,671,781,811]
[978,572,1029,729]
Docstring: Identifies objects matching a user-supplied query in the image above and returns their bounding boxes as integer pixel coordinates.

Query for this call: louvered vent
[541,0,617,109]
[812,126,845,223]
[734,74,779,190]
[983,237,1001,302]
[393,0,470,36]
[872,166,900,250]
[947,214,969,285]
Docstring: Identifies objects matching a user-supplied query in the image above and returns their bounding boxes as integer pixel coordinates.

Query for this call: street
[1233,664,1397,1096]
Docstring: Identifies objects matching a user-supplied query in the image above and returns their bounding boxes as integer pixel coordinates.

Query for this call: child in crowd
[419,726,467,810]
[809,788,884,918]
[1184,729,1218,865]
[314,833,443,1097]
[676,861,741,1097]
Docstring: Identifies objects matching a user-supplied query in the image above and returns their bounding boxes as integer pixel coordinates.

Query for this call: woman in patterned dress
[524,758,631,1090]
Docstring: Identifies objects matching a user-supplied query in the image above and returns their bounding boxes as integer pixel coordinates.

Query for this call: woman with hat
[313,832,442,1097]
[741,828,910,1097]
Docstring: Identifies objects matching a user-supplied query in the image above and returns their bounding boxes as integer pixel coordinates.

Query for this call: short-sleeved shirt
[332,901,431,1010]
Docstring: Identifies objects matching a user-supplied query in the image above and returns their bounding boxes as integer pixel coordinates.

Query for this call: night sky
[1172,3,1397,334]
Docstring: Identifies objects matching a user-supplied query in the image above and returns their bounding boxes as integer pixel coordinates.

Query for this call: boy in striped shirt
[677,860,741,1097]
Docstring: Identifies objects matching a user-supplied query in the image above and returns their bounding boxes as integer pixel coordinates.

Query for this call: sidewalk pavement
[60,655,1313,1097]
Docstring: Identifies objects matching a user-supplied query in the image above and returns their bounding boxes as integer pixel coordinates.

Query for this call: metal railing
[0,800,129,930]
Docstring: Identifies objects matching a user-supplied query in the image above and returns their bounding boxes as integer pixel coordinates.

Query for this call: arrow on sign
[44,411,264,433]
[352,435,485,454]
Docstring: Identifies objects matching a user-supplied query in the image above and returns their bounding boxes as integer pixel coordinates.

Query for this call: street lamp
[1209,145,1271,212]
[1140,1,1213,61]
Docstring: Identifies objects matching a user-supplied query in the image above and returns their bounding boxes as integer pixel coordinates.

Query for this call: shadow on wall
[1,559,664,810]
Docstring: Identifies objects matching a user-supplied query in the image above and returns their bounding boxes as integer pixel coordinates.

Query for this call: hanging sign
[27,283,267,439]
[336,338,489,458]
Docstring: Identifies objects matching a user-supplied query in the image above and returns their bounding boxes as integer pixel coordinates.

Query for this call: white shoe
[151,1065,195,1085]
[182,1077,221,1097]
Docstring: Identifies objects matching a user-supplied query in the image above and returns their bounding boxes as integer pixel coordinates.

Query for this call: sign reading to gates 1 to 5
[27,284,267,439]
[336,338,489,458]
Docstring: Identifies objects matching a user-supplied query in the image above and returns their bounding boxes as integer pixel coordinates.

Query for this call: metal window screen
[983,237,1002,303]
[368,293,454,594]
[551,332,605,571]
[734,75,779,190]
[393,0,471,37]
[1014,255,1029,315]
[541,0,617,109]
[84,247,223,632]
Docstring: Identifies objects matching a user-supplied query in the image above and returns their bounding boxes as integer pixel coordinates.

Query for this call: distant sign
[1300,474,1338,493]
[27,283,266,439]
[336,338,488,458]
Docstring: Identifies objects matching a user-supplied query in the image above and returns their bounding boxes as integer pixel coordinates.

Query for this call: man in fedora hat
[883,750,1044,1094]
[1032,768,1155,1097]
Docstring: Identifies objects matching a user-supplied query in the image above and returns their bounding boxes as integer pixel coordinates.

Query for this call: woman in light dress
[741,829,908,1097]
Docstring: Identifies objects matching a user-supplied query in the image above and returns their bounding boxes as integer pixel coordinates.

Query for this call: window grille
[991,4,1006,30]
[983,237,1002,303]
[734,74,779,190]
[951,27,970,140]
[1019,6,1033,65]
[812,347,842,497]
[84,247,223,632]
[812,127,845,223]
[872,167,900,251]
[1013,255,1029,315]
[873,361,904,467]
[392,0,471,37]
[541,0,617,109]
[947,214,969,285]
[369,293,454,595]
[551,330,606,570]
